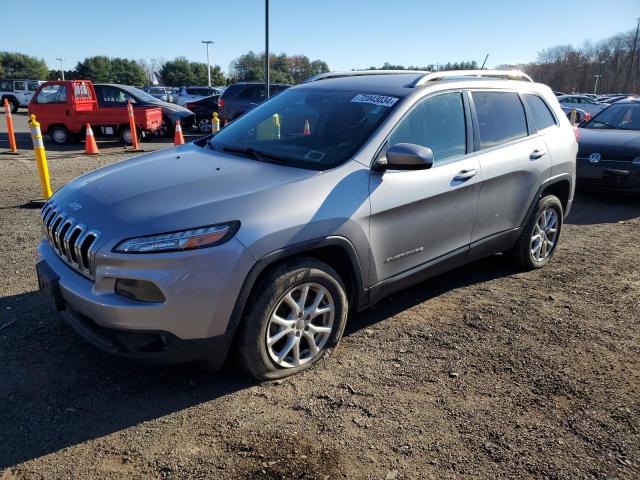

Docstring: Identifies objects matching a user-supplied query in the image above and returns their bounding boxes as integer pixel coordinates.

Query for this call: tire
[3,97,19,113]
[48,125,70,145]
[119,126,141,145]
[152,116,173,138]
[236,258,349,381]
[197,116,212,133]
[511,194,563,270]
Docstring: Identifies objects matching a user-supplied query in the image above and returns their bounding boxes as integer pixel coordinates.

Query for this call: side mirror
[377,143,434,171]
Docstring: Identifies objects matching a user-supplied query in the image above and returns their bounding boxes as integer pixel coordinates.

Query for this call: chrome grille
[40,202,100,278]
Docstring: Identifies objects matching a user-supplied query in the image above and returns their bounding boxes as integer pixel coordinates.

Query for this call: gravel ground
[0,147,639,479]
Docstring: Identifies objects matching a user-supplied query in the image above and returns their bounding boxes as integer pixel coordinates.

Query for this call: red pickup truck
[29,80,162,145]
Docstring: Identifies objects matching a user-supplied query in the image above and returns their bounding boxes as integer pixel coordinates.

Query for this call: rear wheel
[236,258,348,381]
[48,125,70,145]
[198,116,212,133]
[152,116,173,138]
[119,126,141,145]
[3,97,19,113]
[511,194,563,270]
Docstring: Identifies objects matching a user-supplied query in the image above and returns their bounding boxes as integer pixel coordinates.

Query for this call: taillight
[218,97,224,109]
[186,102,195,110]
[573,127,580,142]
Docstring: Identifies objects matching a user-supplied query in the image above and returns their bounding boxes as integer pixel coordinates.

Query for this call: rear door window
[524,94,556,131]
[472,91,528,149]
[14,81,25,91]
[389,92,467,164]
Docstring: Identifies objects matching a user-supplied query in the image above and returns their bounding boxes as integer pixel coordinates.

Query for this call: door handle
[453,169,478,181]
[530,149,547,160]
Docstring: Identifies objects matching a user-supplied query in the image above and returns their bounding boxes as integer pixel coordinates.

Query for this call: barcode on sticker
[351,94,399,107]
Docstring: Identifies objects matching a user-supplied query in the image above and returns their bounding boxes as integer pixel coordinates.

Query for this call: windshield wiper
[221,146,294,165]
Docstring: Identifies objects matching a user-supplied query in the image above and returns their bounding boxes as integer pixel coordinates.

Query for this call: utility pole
[56,58,66,80]
[480,54,489,70]
[202,41,214,87]
[265,0,270,98]
[625,17,640,93]
[593,74,601,94]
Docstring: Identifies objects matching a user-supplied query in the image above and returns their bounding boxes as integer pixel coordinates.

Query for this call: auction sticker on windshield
[351,94,399,107]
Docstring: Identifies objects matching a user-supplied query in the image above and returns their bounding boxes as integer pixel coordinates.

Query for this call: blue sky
[5,0,640,74]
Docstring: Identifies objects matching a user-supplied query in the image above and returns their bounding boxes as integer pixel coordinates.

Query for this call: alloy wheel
[266,282,335,368]
[530,208,559,262]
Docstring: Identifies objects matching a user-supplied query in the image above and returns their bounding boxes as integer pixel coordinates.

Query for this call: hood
[51,144,318,241]
[577,128,640,159]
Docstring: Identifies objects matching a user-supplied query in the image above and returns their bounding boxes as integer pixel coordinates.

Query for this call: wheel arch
[227,236,367,332]
[520,173,573,228]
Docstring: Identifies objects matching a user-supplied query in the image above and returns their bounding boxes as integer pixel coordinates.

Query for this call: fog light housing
[115,279,165,303]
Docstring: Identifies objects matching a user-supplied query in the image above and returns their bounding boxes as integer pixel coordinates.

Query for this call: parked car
[143,86,174,103]
[35,70,576,379]
[1,79,42,113]
[576,98,640,193]
[557,94,607,117]
[28,80,162,144]
[218,82,291,122]
[176,86,224,106]
[93,84,194,137]
[185,95,220,133]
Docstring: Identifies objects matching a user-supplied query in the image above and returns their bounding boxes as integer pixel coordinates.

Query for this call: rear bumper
[577,158,640,193]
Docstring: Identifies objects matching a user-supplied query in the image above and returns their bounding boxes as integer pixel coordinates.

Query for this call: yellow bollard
[212,111,220,133]
[28,115,53,200]
[272,113,281,139]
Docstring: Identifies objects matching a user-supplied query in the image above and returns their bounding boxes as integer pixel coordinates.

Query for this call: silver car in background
[558,94,607,117]
[36,70,577,380]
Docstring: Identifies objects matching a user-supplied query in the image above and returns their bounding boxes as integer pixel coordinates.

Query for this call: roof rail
[303,69,430,83]
[409,70,533,87]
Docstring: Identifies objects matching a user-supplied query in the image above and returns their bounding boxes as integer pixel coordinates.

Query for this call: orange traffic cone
[303,119,311,136]
[84,123,100,155]
[584,112,591,122]
[174,120,185,145]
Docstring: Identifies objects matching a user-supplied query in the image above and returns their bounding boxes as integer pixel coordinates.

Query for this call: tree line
[0,51,328,87]
[497,28,640,94]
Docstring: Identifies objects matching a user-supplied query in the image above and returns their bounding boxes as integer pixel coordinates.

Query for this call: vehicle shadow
[0,254,513,469]
[567,190,640,225]
[0,290,254,469]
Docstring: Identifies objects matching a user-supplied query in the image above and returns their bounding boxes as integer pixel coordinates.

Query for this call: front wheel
[236,258,348,380]
[511,194,563,270]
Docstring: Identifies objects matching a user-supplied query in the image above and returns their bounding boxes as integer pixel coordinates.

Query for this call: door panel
[472,138,551,242]
[369,156,481,282]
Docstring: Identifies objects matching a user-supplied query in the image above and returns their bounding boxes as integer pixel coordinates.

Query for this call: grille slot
[40,202,100,279]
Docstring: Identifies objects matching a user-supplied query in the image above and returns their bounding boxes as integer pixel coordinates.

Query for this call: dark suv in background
[218,82,290,122]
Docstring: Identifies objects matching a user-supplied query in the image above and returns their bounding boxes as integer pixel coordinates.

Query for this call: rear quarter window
[524,94,557,130]
[472,91,528,149]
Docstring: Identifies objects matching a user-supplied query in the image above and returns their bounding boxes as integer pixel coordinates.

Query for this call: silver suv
[36,70,577,380]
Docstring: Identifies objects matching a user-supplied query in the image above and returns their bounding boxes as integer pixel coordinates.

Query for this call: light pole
[625,17,640,93]
[202,41,214,87]
[593,74,601,94]
[265,0,270,98]
[56,58,66,80]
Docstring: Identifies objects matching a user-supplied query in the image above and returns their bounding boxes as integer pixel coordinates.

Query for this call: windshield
[209,88,398,170]
[585,103,640,130]
[148,87,167,95]
[124,86,162,104]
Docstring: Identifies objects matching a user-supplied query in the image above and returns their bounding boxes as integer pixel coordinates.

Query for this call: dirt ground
[0,144,638,479]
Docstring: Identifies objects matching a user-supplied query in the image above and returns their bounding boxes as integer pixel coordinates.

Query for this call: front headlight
[114,222,239,253]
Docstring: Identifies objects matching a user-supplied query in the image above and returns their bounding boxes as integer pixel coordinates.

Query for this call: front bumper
[37,236,254,365]
[577,158,640,193]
